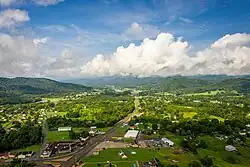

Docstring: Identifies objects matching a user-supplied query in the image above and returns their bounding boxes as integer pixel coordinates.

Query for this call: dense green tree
[198,140,207,149]
[69,130,77,139]
[152,123,158,130]
[200,156,214,167]
[0,159,35,167]
[188,161,202,167]
[0,123,42,152]
[80,130,89,138]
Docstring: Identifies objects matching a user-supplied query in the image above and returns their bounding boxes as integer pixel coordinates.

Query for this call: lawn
[82,147,195,167]
[73,127,111,133]
[57,112,68,116]
[183,112,197,119]
[110,127,128,137]
[81,135,250,167]
[45,97,64,103]
[82,161,138,167]
[196,136,250,167]
[185,90,226,96]
[209,115,225,122]
[47,131,71,142]
[82,148,158,162]
[11,144,41,153]
[142,131,184,146]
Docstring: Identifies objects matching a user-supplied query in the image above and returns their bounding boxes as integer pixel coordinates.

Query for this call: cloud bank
[33,0,64,6]
[123,22,160,41]
[0,33,79,77]
[81,33,250,77]
[0,32,250,78]
[0,9,30,28]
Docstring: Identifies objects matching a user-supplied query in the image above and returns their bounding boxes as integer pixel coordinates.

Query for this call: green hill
[213,78,250,94]
[0,77,92,104]
[65,76,250,95]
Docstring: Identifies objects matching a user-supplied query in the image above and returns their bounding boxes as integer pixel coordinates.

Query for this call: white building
[89,126,97,136]
[58,127,72,131]
[124,130,139,139]
[225,145,237,152]
[17,154,25,159]
[161,138,174,147]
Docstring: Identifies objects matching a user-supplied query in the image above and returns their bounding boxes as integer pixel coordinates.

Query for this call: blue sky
[12,0,250,54]
[0,0,250,78]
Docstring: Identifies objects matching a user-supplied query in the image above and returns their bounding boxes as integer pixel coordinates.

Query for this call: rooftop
[124,130,139,138]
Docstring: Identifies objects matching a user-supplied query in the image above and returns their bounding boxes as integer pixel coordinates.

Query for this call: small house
[0,153,8,159]
[161,138,174,147]
[23,151,33,157]
[58,127,72,131]
[8,152,17,158]
[225,145,237,152]
[80,136,89,141]
[89,126,97,136]
[40,151,52,158]
[89,130,96,136]
[90,126,97,131]
[17,154,25,159]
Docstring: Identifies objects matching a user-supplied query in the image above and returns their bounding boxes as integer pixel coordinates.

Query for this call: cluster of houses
[41,140,87,158]
[0,151,33,160]
[145,138,174,148]
[141,157,161,167]
[0,108,48,131]
[41,126,104,158]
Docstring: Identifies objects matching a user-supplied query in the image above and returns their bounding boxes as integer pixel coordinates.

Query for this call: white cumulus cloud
[0,33,39,76]
[33,37,48,46]
[81,33,250,76]
[33,0,64,6]
[0,33,80,77]
[211,33,250,48]
[0,9,30,28]
[42,48,81,77]
[123,22,160,41]
[1,31,250,78]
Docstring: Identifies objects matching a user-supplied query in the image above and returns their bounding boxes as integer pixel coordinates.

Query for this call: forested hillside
[65,76,250,94]
[0,77,92,104]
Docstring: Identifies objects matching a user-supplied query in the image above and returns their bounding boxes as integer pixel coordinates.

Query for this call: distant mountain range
[0,77,92,104]
[63,75,250,94]
[0,75,249,104]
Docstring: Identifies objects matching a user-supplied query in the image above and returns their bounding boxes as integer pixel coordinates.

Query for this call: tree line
[0,122,42,152]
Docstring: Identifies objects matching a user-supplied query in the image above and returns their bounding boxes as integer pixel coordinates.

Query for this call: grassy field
[142,131,184,146]
[82,161,138,167]
[57,112,68,116]
[82,147,194,167]
[47,131,71,142]
[183,112,197,119]
[45,97,64,102]
[185,90,226,96]
[110,127,128,137]
[125,133,250,167]
[197,136,250,167]
[11,144,41,153]
[73,127,111,133]
[47,127,111,142]
[83,148,157,162]
[209,115,225,122]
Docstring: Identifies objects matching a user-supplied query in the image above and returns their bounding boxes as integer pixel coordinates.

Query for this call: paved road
[61,96,139,167]
[31,96,139,167]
